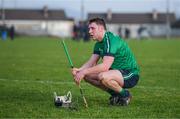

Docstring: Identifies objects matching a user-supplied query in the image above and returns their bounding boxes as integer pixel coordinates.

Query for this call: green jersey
[93,31,139,75]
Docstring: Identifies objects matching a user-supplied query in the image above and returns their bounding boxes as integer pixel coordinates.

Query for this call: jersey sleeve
[104,35,120,57]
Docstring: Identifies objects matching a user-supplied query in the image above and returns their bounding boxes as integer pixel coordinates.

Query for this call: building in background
[88,9,176,39]
[0,6,74,38]
[1,7,179,39]
[171,19,180,37]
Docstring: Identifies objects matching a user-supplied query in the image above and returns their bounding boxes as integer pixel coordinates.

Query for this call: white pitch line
[136,85,178,91]
[0,78,75,85]
[0,78,179,91]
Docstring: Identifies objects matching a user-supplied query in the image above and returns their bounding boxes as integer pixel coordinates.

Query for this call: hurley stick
[61,40,88,108]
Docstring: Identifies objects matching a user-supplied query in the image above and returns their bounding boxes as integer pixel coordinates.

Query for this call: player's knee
[98,72,110,80]
[98,72,110,85]
[98,72,105,81]
[100,79,107,85]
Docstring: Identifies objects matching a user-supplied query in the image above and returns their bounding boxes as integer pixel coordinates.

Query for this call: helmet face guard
[54,91,72,107]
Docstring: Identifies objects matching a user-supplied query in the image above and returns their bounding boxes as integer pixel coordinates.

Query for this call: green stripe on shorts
[123,72,134,80]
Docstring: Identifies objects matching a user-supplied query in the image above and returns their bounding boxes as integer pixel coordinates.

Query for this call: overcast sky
[1,0,180,20]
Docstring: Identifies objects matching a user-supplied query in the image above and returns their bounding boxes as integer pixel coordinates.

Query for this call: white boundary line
[136,85,177,91]
[0,78,75,85]
[0,78,178,91]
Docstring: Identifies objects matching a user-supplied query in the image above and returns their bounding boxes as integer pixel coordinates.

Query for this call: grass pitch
[0,36,179,118]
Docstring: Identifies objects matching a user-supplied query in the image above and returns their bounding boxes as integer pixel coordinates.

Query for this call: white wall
[147,24,168,37]
[107,23,169,39]
[171,28,180,37]
[0,20,74,38]
[107,24,141,39]
[46,21,74,37]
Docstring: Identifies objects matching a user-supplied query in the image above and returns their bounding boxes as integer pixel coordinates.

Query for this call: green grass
[0,36,180,118]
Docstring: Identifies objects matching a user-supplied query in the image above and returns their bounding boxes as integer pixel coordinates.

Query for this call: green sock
[119,89,128,97]
[107,89,118,96]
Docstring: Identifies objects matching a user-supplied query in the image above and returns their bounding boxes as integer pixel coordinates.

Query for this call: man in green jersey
[72,18,140,106]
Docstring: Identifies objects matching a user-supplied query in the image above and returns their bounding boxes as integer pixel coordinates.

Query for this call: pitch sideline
[0,78,178,91]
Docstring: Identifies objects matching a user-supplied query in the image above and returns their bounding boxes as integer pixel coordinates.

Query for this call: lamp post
[1,0,5,24]
[166,0,170,39]
[81,0,84,21]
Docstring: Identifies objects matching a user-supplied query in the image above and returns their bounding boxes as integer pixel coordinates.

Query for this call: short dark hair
[88,18,106,30]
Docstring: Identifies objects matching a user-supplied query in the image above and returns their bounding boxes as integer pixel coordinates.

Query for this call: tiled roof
[0,9,73,20]
[88,13,176,24]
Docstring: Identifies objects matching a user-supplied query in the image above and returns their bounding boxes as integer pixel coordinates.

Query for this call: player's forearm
[84,63,109,75]
[79,60,96,70]
[79,54,100,71]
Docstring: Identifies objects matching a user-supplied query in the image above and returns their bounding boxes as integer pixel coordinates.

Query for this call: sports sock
[119,89,129,98]
[107,89,118,96]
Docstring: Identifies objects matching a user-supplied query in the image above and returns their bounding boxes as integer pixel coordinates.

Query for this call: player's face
[88,23,102,41]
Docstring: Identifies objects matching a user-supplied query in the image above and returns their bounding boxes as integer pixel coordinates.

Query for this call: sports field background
[0,36,179,118]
